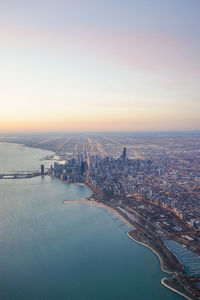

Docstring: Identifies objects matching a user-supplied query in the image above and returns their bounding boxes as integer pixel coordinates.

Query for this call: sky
[0,0,200,132]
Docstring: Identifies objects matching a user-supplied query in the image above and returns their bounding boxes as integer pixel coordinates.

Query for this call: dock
[0,171,47,179]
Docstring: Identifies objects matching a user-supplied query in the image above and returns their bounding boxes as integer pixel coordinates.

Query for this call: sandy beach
[63,197,135,229]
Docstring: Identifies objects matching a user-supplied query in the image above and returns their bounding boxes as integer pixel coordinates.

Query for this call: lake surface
[0,143,183,299]
[0,142,54,173]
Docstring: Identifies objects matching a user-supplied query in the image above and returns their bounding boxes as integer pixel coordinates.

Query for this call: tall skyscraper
[81,161,86,175]
[41,164,45,175]
[122,147,126,159]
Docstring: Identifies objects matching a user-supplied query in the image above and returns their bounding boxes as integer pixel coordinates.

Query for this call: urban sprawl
[51,146,200,237]
[2,133,200,299]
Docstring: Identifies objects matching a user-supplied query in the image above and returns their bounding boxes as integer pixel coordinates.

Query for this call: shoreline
[61,180,134,228]
[74,183,94,195]
[56,179,194,300]
[161,278,192,300]
[126,231,173,275]
[126,232,194,300]
[86,200,135,229]
[82,184,192,300]
[63,197,135,229]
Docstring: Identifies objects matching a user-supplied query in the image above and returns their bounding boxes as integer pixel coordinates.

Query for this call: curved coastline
[127,232,193,300]
[61,180,191,300]
[161,278,192,300]
[60,180,134,228]
[74,183,94,195]
[63,197,135,229]
[126,231,173,274]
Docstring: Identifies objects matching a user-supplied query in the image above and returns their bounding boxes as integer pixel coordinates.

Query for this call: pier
[0,170,48,179]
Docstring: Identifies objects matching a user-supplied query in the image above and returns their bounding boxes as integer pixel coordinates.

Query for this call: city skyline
[0,0,200,132]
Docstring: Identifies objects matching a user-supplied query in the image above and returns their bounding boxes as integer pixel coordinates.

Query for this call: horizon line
[0,129,200,135]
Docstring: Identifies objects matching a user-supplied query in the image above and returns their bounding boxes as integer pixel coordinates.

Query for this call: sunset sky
[0,0,199,132]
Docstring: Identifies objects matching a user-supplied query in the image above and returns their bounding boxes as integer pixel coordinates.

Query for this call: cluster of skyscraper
[49,146,199,232]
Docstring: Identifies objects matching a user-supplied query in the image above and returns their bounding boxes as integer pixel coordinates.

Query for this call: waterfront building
[41,164,45,175]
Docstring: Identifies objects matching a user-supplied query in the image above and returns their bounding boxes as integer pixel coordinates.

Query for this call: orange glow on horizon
[0,115,199,133]
[0,3,199,133]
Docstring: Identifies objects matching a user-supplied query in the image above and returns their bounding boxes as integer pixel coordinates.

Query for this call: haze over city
[0,0,200,132]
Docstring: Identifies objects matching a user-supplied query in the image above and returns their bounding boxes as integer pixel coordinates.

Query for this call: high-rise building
[81,161,86,175]
[41,164,45,175]
[122,147,126,159]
